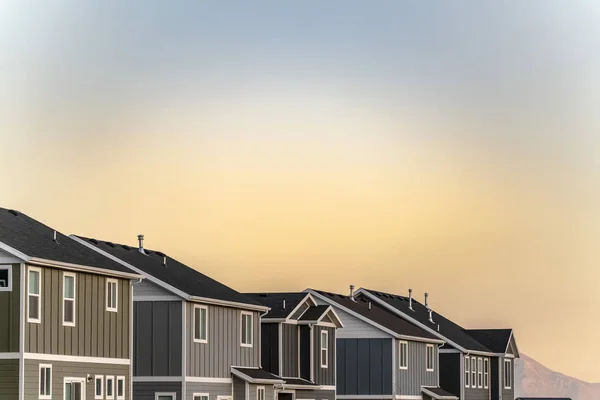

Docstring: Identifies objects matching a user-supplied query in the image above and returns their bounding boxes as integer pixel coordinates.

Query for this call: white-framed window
[464,356,470,388]
[477,357,483,388]
[62,272,76,327]
[425,344,434,371]
[257,387,265,400]
[28,266,41,323]
[504,359,512,389]
[194,305,208,343]
[116,376,125,400]
[156,393,177,400]
[484,358,489,389]
[95,375,104,399]
[240,311,253,347]
[193,393,209,400]
[399,341,408,370]
[0,265,12,291]
[106,278,118,312]
[106,375,115,399]
[471,356,476,386]
[320,330,329,368]
[39,364,52,399]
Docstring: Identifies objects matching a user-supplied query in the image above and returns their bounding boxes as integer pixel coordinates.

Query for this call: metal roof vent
[349,285,355,301]
[424,292,429,309]
[162,255,167,267]
[429,309,434,324]
[137,234,145,254]
[53,230,59,243]
[283,300,286,310]
[408,288,414,311]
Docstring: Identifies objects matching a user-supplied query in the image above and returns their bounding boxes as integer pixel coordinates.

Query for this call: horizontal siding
[314,302,389,339]
[0,264,20,352]
[233,376,246,400]
[0,359,18,400]
[134,280,180,300]
[185,381,233,400]
[295,389,335,400]
[134,381,182,400]
[396,340,438,396]
[248,383,274,400]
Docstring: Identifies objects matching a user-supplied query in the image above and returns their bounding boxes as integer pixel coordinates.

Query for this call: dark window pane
[0,269,9,288]
[64,300,74,323]
[29,296,39,319]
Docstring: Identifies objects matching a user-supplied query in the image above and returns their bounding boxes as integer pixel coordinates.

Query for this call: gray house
[0,208,142,400]
[243,292,344,400]
[73,234,282,400]
[355,288,520,400]
[305,288,456,400]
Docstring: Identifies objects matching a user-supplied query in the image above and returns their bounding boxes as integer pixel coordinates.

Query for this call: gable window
[241,312,253,347]
[106,375,115,399]
[477,358,483,388]
[95,375,104,399]
[399,341,408,370]
[504,359,512,389]
[106,278,118,312]
[320,330,329,368]
[193,394,209,400]
[194,305,208,343]
[464,356,470,387]
[471,356,476,386]
[484,358,489,389]
[116,376,125,400]
[257,387,265,400]
[28,267,41,323]
[0,265,12,291]
[63,272,76,326]
[425,344,434,372]
[39,364,52,399]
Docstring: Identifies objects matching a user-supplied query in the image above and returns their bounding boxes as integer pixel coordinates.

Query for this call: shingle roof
[281,377,318,387]
[298,305,330,321]
[309,289,440,341]
[466,329,513,354]
[0,208,137,276]
[422,387,459,399]
[359,288,492,353]
[244,292,308,319]
[75,236,263,308]
[231,367,284,383]
[516,398,572,400]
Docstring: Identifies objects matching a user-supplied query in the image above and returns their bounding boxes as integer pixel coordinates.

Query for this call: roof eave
[189,296,269,312]
[29,257,144,279]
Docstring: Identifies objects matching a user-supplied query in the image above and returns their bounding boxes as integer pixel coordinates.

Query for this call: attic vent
[8,210,18,216]
[106,242,115,247]
[89,239,98,244]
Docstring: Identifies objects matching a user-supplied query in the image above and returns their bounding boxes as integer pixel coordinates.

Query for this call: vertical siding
[316,304,389,339]
[299,326,311,380]
[313,326,335,386]
[438,353,460,398]
[233,376,246,400]
[281,323,299,377]
[186,302,260,377]
[396,341,438,396]
[501,357,514,400]
[261,323,279,375]
[491,357,499,400]
[336,338,392,395]
[133,300,183,376]
[24,265,130,358]
[0,359,18,400]
[185,381,233,400]
[133,381,182,400]
[0,264,20,352]
[464,356,491,400]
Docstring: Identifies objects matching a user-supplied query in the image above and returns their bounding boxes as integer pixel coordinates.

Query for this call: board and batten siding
[501,357,514,400]
[290,301,310,320]
[465,356,491,400]
[281,323,299,377]
[336,338,393,395]
[0,264,20,353]
[396,340,438,396]
[313,326,335,386]
[0,359,18,400]
[185,381,233,400]
[133,300,183,376]
[186,302,260,377]
[439,353,460,398]
[24,264,130,358]
[261,323,279,375]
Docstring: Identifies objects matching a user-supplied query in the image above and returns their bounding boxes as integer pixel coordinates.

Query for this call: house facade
[0,208,142,400]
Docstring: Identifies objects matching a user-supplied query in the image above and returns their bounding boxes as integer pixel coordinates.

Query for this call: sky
[1,1,600,382]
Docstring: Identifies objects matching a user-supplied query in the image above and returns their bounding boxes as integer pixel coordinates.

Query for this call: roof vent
[53,230,59,243]
[424,292,429,309]
[368,301,372,310]
[437,324,440,332]
[349,285,355,301]
[259,293,268,297]
[283,300,286,310]
[428,309,434,324]
[90,238,98,244]
[137,234,145,254]
[8,209,19,216]
[162,255,167,267]
[408,288,414,311]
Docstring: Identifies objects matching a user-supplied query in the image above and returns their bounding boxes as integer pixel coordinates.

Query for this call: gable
[133,279,181,300]
[0,248,21,264]
[506,333,519,357]
[321,314,333,324]
[313,298,391,339]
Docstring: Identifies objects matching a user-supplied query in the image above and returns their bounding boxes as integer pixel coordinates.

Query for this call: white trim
[470,356,476,388]
[0,353,19,359]
[133,295,181,302]
[503,358,512,389]
[483,358,489,389]
[62,271,76,327]
[0,241,31,261]
[319,385,336,391]
[193,304,208,343]
[106,278,118,312]
[285,293,317,320]
[464,355,470,388]
[420,387,458,400]
[425,344,434,372]
[63,377,87,400]
[133,376,183,382]
[230,367,285,384]
[257,386,266,400]
[395,396,423,400]
[19,263,25,400]
[278,323,283,376]
[216,396,232,400]
[182,301,187,397]
[94,375,104,399]
[31,255,142,279]
[106,375,115,400]
[439,349,461,354]
[116,376,125,400]
[309,325,314,381]
[240,311,254,347]
[320,330,328,368]
[27,266,42,323]
[398,341,408,370]
[477,357,483,388]
[192,393,210,400]
[0,264,12,291]
[155,393,177,400]
[39,363,52,399]
[130,279,136,400]
[185,376,232,383]
[337,396,394,400]
[24,353,130,365]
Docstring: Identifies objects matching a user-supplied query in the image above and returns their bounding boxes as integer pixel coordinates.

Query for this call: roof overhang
[230,367,285,384]
[421,387,458,400]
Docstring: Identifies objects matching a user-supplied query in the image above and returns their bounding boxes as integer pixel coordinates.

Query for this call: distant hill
[516,353,600,400]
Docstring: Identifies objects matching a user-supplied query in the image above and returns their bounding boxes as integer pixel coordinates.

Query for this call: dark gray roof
[360,288,492,353]
[76,236,262,308]
[298,305,330,321]
[309,289,439,341]
[0,208,136,276]
[516,398,572,400]
[466,329,512,354]
[422,387,459,399]
[232,367,284,382]
[281,377,318,387]
[244,292,308,318]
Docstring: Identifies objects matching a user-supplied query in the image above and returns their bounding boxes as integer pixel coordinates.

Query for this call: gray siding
[24,359,129,399]
[290,302,310,320]
[501,357,514,400]
[233,376,246,400]
[24,265,131,358]
[134,279,180,299]
[491,357,499,400]
[261,323,279,375]
[313,326,335,386]
[465,356,491,400]
[0,359,18,400]
[336,338,393,395]
[185,381,233,400]
[186,302,260,377]
[0,264,20,352]
[134,381,182,400]
[295,389,335,400]
[396,340,438,396]
[315,301,389,339]
[439,353,460,398]
[133,301,183,376]
[281,323,299,377]
[248,383,275,400]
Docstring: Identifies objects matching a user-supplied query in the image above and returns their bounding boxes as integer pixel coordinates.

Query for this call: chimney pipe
[424,292,429,309]
[408,288,413,311]
[429,309,434,324]
[349,285,355,301]
[283,300,286,310]
[137,235,145,254]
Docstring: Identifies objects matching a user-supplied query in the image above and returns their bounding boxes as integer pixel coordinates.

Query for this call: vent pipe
[408,288,413,311]
[283,300,286,310]
[429,309,434,324]
[163,255,167,267]
[424,292,429,309]
[137,235,145,254]
[368,301,372,310]
[349,285,355,301]
[53,230,58,243]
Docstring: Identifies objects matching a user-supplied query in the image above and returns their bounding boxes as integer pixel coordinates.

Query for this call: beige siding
[0,264,20,352]
[24,264,130,358]
[0,359,19,400]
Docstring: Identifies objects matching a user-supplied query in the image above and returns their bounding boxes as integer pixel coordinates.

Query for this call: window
[116,376,125,400]
[477,358,483,388]
[464,356,470,387]
[425,344,434,371]
[240,312,253,347]
[63,272,76,326]
[193,394,209,400]
[106,278,118,312]
[194,305,208,343]
[320,330,329,368]
[95,375,104,399]
[257,387,265,400]
[399,341,408,370]
[0,265,12,291]
[484,358,489,389]
[39,364,52,399]
[28,267,41,323]
[471,356,476,386]
[156,394,176,400]
[106,375,115,399]
[504,359,512,389]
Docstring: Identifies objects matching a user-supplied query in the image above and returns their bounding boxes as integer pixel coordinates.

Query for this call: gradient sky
[1,1,600,382]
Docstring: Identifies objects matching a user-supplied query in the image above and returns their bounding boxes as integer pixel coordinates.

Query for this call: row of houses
[0,208,519,400]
